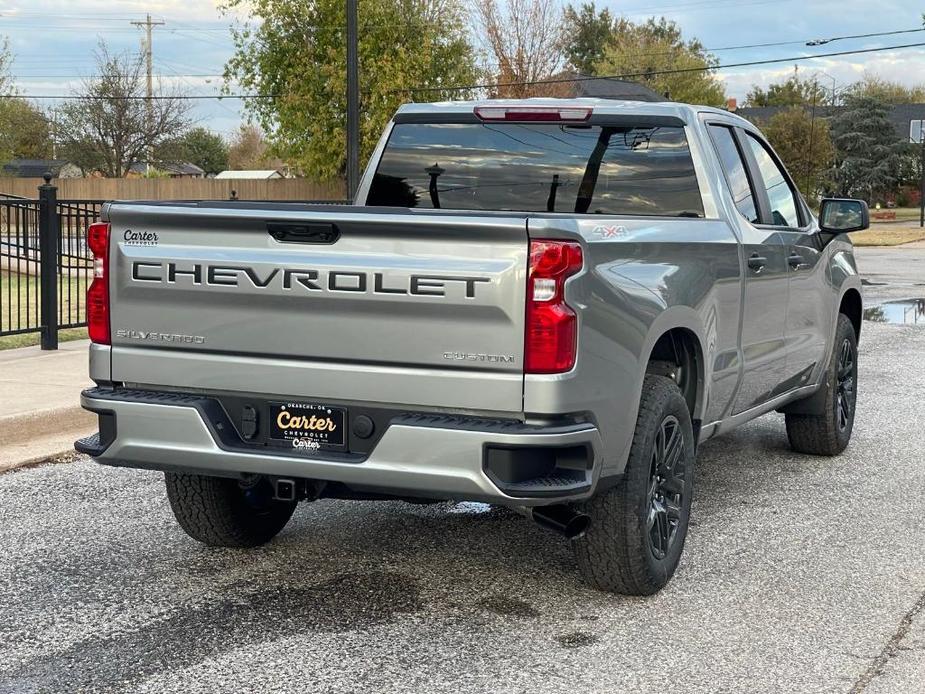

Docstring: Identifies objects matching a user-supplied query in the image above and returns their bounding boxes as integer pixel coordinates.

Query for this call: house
[127,162,205,178]
[215,170,285,179]
[2,158,82,178]
[564,74,667,102]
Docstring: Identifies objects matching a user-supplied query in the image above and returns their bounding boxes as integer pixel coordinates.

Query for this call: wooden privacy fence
[0,177,346,201]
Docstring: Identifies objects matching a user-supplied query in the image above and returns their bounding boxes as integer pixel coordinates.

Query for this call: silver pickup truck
[77,99,867,594]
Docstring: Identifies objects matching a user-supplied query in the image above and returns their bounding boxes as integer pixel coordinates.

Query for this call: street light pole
[346,0,360,201]
[919,126,925,228]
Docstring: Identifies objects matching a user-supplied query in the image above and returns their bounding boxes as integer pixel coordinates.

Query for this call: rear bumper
[78,388,604,506]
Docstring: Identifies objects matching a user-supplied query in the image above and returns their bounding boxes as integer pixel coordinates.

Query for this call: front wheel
[164,473,297,547]
[574,375,695,595]
[785,313,858,456]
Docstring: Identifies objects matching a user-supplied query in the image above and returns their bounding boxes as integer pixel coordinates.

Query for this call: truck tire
[785,314,858,456]
[164,473,297,548]
[574,375,695,595]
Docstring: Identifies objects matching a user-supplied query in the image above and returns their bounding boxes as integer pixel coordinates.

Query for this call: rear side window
[708,125,759,224]
[744,133,801,228]
[367,122,704,217]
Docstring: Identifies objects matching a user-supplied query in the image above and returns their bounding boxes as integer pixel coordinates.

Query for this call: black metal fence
[0,179,102,348]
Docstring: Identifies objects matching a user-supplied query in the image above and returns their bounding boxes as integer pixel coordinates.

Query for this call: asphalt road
[1,249,924,694]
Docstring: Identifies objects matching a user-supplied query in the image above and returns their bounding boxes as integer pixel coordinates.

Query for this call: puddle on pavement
[863,299,925,325]
[448,501,493,515]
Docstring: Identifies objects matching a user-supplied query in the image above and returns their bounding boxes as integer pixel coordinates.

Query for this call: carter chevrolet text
[77,99,866,594]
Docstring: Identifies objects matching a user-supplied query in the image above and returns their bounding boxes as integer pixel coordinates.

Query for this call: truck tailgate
[105,204,528,413]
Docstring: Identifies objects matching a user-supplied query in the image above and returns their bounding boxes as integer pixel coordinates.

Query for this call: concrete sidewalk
[0,340,94,472]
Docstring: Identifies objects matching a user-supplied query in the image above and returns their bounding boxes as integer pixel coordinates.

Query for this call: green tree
[562,3,615,75]
[0,99,53,160]
[158,127,229,175]
[222,0,480,181]
[745,74,832,107]
[0,38,53,162]
[592,17,725,105]
[754,107,834,201]
[830,95,909,201]
[844,73,925,104]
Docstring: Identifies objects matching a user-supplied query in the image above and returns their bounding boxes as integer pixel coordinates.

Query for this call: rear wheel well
[840,289,862,341]
[645,329,702,427]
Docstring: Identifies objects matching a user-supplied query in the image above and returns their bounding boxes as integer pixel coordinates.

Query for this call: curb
[0,405,95,473]
[0,405,95,448]
[0,443,88,474]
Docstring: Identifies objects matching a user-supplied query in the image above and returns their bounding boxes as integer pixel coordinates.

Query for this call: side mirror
[819,198,870,234]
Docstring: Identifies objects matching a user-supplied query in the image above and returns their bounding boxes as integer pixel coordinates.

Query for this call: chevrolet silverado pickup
[76,99,868,595]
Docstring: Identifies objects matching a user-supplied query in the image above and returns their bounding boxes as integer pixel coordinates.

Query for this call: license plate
[269,401,346,450]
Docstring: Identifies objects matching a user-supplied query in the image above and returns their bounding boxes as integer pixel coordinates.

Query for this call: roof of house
[129,162,205,176]
[567,74,667,102]
[736,103,925,140]
[1,159,70,177]
[215,170,283,179]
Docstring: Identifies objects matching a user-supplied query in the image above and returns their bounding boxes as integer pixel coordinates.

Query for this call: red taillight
[474,106,592,122]
[525,240,583,374]
[87,222,110,345]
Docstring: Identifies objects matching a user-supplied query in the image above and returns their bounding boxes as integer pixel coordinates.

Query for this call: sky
[1,0,924,139]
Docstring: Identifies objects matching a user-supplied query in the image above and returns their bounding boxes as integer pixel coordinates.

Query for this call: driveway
[1,249,923,694]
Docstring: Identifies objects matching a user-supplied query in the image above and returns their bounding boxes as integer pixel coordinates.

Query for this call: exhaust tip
[563,513,591,540]
[527,505,591,540]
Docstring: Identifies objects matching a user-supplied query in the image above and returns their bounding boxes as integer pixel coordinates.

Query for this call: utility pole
[131,14,165,173]
[346,0,360,200]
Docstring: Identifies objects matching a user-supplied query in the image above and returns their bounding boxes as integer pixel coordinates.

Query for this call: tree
[0,36,13,95]
[158,127,228,175]
[0,99,53,160]
[227,124,281,170]
[844,73,925,104]
[55,43,191,177]
[474,0,566,97]
[222,0,480,181]
[593,18,725,105]
[830,95,910,201]
[755,107,834,201]
[745,74,832,107]
[0,38,53,162]
[562,3,615,75]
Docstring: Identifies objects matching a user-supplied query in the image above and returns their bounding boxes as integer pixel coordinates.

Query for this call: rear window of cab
[367,122,704,218]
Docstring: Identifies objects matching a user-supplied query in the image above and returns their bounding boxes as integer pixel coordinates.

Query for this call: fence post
[39,173,59,350]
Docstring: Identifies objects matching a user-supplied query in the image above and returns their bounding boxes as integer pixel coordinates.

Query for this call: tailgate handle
[267,222,340,244]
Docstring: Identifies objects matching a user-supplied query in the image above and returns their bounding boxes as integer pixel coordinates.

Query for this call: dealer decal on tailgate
[269,402,346,451]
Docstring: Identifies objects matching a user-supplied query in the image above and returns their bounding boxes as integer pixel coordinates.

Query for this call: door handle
[747,253,767,271]
[267,222,340,244]
[788,253,803,269]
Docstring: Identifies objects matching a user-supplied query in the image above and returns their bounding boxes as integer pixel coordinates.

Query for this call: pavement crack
[848,588,925,693]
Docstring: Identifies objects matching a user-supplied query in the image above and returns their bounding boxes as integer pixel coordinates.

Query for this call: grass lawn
[0,270,88,348]
[849,224,925,247]
[0,327,87,350]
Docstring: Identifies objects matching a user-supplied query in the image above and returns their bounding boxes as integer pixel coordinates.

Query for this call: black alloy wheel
[647,415,686,560]
[836,337,856,432]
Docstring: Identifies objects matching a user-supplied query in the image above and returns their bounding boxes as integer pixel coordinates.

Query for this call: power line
[388,41,925,94]
[806,27,925,46]
[4,39,925,101]
[7,24,923,79]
